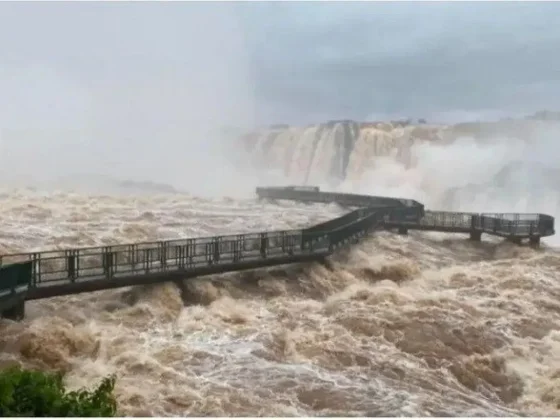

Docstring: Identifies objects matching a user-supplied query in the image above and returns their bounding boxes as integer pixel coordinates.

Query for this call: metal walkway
[0,186,555,320]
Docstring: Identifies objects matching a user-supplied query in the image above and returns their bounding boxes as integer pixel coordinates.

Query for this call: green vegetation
[0,366,117,417]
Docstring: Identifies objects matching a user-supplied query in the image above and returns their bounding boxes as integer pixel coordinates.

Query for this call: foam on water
[0,185,559,416]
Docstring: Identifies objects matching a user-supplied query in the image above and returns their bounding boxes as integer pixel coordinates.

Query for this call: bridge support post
[174,280,191,305]
[397,227,408,235]
[529,236,540,247]
[469,231,482,241]
[1,300,25,321]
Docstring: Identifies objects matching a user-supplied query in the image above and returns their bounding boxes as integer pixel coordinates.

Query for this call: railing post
[144,248,150,273]
[206,243,213,265]
[129,244,136,272]
[235,235,243,262]
[160,241,167,271]
[103,248,114,278]
[67,250,77,282]
[286,234,294,255]
[232,238,239,262]
[32,252,40,286]
[187,240,194,268]
[175,245,183,269]
[260,233,267,259]
[109,250,114,277]
[213,237,221,263]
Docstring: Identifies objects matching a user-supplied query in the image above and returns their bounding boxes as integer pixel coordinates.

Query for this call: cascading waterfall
[244,117,560,190]
[246,120,448,186]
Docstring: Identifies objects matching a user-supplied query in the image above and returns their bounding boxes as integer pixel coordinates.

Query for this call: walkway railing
[0,186,555,316]
[0,229,308,288]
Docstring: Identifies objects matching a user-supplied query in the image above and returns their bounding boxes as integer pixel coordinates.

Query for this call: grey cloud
[235,1,560,123]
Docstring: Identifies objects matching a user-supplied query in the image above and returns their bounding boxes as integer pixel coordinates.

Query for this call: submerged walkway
[0,186,555,320]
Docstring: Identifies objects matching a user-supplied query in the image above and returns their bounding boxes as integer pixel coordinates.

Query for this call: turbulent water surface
[1,119,560,416]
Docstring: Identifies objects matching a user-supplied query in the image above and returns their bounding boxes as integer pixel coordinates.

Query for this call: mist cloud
[0,2,255,193]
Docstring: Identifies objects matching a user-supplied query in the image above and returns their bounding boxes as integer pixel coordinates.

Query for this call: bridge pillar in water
[529,236,540,247]
[469,231,482,241]
[397,227,408,235]
[174,280,192,305]
[1,300,25,321]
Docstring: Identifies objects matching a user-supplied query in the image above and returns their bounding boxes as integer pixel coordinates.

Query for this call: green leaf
[0,367,117,417]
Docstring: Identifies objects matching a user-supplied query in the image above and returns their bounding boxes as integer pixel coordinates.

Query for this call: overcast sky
[2,2,560,128]
[236,1,560,123]
[1,1,560,185]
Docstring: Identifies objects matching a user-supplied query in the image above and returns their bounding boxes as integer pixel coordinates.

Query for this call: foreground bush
[0,366,117,417]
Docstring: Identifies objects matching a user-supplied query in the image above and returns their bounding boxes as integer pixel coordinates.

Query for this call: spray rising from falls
[244,116,560,223]
[245,120,442,185]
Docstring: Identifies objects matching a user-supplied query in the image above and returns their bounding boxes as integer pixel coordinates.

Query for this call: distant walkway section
[257,186,554,243]
[0,186,554,321]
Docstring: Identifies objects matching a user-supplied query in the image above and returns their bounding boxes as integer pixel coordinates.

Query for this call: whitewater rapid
[0,188,559,416]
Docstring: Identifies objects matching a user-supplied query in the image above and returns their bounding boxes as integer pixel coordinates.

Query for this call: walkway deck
[0,186,555,320]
